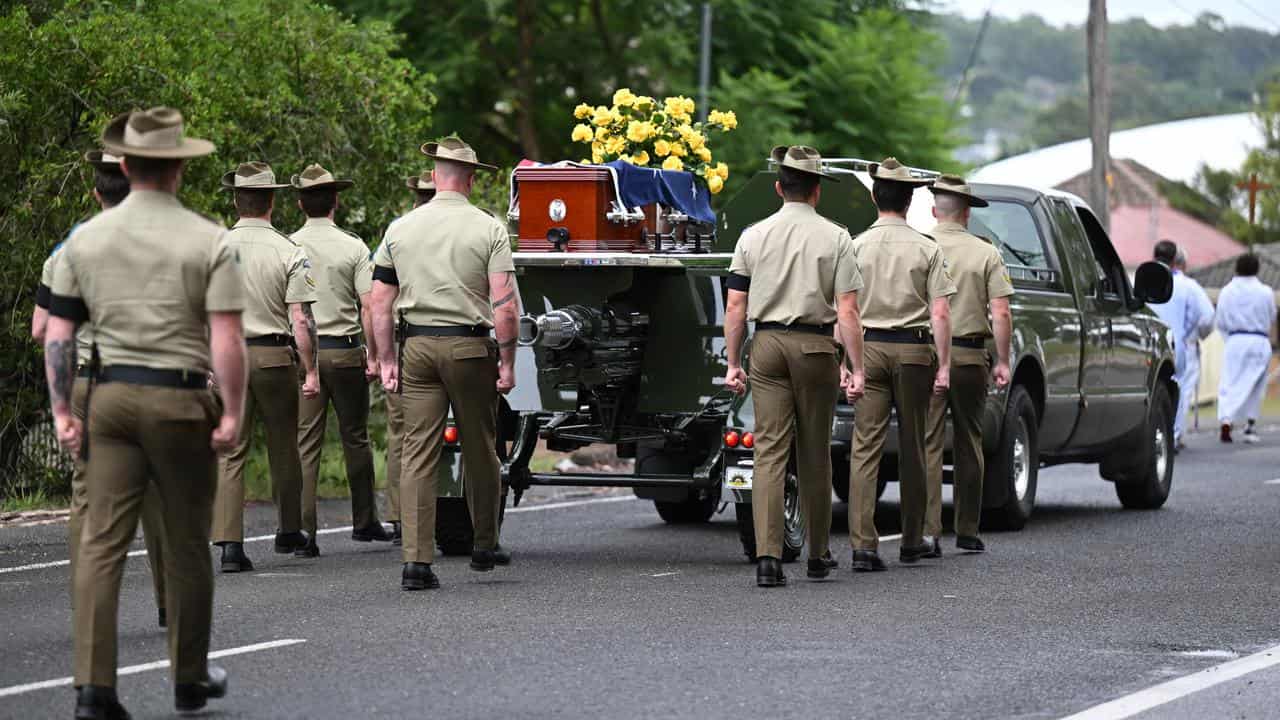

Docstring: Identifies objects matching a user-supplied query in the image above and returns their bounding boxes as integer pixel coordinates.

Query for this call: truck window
[1075,206,1128,302]
[1047,198,1097,296]
[969,200,1050,275]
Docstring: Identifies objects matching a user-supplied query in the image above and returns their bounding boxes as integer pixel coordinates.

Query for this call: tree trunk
[1087,0,1110,231]
[515,0,542,160]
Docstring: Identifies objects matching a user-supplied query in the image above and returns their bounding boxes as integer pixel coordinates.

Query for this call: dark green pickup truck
[718,162,1177,560]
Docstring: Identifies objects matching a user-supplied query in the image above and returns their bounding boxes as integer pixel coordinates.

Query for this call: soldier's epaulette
[816,215,847,232]
[976,234,995,245]
[230,223,298,245]
[918,231,935,242]
[338,227,364,242]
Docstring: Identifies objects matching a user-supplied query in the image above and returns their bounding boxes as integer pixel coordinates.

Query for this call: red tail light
[443,426,459,443]
[723,431,740,448]
[741,432,755,449]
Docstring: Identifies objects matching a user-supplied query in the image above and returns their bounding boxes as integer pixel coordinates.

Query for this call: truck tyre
[436,494,508,556]
[733,469,804,563]
[654,493,718,523]
[1112,383,1175,510]
[982,385,1038,531]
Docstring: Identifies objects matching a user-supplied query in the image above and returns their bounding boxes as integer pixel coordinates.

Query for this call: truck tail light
[741,432,755,449]
[443,426,459,443]
[723,431,740,448]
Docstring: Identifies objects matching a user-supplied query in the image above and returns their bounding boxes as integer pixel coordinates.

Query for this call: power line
[1234,0,1280,32]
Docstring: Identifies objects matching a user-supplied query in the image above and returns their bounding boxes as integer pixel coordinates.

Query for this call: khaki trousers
[74,383,218,687]
[400,336,501,563]
[384,390,403,523]
[69,378,166,612]
[849,340,936,550]
[298,347,378,534]
[925,349,989,539]
[748,330,840,561]
[213,345,304,543]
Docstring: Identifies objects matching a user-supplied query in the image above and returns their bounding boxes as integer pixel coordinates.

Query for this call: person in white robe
[1215,253,1276,443]
[1171,249,1214,446]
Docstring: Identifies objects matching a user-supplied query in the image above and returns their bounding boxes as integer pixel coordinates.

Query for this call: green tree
[0,0,434,495]
[1242,79,1280,245]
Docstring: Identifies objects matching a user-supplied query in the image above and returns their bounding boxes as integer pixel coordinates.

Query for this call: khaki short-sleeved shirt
[41,241,92,358]
[47,191,244,372]
[931,221,1014,337]
[852,216,956,330]
[291,218,372,338]
[373,190,515,327]
[225,217,317,337]
[728,202,863,326]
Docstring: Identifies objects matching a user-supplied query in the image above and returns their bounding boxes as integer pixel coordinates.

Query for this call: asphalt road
[2,427,1278,720]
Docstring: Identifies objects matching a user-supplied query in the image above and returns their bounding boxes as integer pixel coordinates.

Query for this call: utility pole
[697,2,712,122]
[1087,0,1110,230]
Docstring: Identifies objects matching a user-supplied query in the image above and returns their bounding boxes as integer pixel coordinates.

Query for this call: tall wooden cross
[1235,173,1273,226]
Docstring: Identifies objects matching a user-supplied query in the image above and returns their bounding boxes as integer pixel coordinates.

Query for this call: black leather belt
[1229,331,1270,338]
[865,328,931,344]
[318,334,362,350]
[952,335,987,349]
[403,323,489,338]
[98,365,206,389]
[756,321,834,336]
[246,334,292,347]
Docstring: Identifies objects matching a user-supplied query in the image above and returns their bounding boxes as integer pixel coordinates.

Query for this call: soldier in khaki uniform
[371,138,519,591]
[923,175,1013,555]
[45,107,244,718]
[213,160,319,572]
[291,164,392,555]
[847,158,955,570]
[725,146,866,588]
[33,150,169,628]
[383,172,438,543]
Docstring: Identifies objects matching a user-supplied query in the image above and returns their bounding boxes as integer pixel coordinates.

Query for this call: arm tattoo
[303,304,318,366]
[498,338,518,349]
[503,271,514,288]
[48,339,77,411]
[491,290,517,310]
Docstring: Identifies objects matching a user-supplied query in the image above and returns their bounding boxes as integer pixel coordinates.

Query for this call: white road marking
[650,571,680,577]
[0,638,306,698]
[1264,478,1280,485]
[1058,643,1280,720]
[0,495,638,576]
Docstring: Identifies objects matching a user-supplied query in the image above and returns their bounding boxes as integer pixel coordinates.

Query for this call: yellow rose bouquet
[571,88,737,194]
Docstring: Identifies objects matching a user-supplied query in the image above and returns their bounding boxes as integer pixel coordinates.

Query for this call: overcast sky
[940,0,1280,32]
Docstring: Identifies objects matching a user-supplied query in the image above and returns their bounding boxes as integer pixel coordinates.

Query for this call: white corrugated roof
[971,113,1262,188]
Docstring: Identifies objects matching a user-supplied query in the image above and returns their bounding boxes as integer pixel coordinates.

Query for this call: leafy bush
[0,0,435,497]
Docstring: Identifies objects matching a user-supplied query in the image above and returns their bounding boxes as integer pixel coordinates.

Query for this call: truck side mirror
[1132,261,1173,304]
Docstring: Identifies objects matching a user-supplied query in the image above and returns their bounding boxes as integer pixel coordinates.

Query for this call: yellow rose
[653,139,671,157]
[720,110,737,130]
[708,174,724,194]
[606,136,626,155]
[626,120,652,143]
[670,142,687,158]
[592,106,612,127]
[612,88,636,107]
[571,124,594,143]
[716,162,729,180]
[683,97,696,115]
[695,146,712,163]
[619,153,633,164]
[609,109,624,126]
[662,155,684,171]
[687,132,706,150]
[632,150,650,166]
[592,149,604,164]
[676,123,694,140]
[574,103,593,120]
[634,95,656,111]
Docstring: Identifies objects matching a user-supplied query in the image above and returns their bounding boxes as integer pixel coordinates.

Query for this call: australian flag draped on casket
[511,160,716,253]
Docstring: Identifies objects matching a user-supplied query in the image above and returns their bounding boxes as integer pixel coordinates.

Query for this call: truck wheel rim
[784,471,804,548]
[1153,425,1170,483]
[1013,421,1030,500]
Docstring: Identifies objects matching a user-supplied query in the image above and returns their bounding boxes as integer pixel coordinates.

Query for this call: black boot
[494,544,513,566]
[756,556,787,587]
[923,535,943,559]
[401,562,440,591]
[956,535,986,553]
[807,557,831,579]
[294,536,320,558]
[75,685,131,720]
[352,522,395,542]
[900,543,935,564]
[851,549,887,572]
[174,665,227,713]
[218,542,254,573]
[390,521,402,546]
[273,531,308,554]
[470,548,496,572]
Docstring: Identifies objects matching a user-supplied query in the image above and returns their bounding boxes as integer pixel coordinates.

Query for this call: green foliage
[937,12,1280,154]
[328,0,953,196]
[0,0,434,493]
[1242,79,1280,245]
